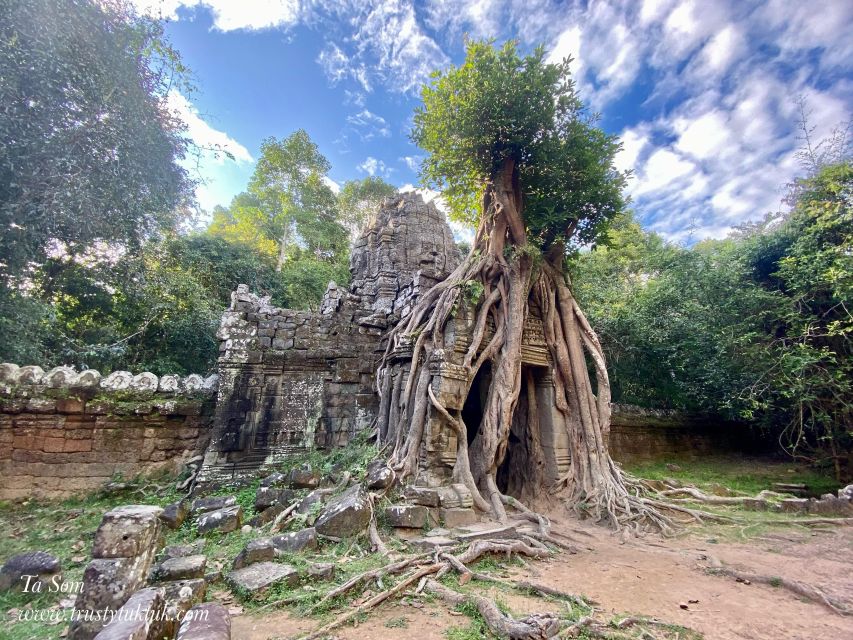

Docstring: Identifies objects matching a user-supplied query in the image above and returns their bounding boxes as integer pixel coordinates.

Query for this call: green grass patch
[624,455,839,496]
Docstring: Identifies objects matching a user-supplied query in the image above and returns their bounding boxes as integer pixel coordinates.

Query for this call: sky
[135,0,851,244]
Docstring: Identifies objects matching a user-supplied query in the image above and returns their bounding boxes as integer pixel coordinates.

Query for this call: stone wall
[198,192,462,487]
[608,404,754,464]
[0,364,216,500]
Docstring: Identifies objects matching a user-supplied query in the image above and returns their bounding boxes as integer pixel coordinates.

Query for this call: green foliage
[338,176,398,235]
[0,0,193,279]
[574,162,852,478]
[413,39,626,249]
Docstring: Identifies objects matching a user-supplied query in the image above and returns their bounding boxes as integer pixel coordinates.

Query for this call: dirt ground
[232,518,853,640]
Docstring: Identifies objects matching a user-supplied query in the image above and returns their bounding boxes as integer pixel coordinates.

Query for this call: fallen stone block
[314,485,371,538]
[231,539,275,570]
[248,503,285,527]
[161,579,206,638]
[440,508,478,528]
[260,472,289,488]
[779,498,810,514]
[365,460,394,490]
[93,587,166,640]
[272,527,318,553]
[160,500,189,530]
[153,555,207,582]
[403,486,440,507]
[92,505,163,559]
[436,484,474,508]
[384,505,431,528]
[296,489,325,516]
[454,523,518,542]
[190,496,236,515]
[197,505,242,535]
[161,541,205,560]
[306,562,335,580]
[289,464,320,489]
[0,550,61,592]
[255,487,296,511]
[176,602,231,640]
[408,536,457,550]
[227,562,298,596]
[69,556,155,639]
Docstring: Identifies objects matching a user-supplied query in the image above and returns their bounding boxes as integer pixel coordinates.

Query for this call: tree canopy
[0,0,193,278]
[412,40,626,250]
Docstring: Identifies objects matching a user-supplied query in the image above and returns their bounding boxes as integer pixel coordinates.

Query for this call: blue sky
[136,0,852,244]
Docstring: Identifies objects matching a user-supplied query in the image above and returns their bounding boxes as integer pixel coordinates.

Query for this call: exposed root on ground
[702,555,852,616]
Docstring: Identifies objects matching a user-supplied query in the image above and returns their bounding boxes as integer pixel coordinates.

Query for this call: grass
[623,454,839,497]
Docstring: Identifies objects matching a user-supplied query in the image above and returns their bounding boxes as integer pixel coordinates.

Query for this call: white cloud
[132,0,300,30]
[346,109,391,140]
[167,92,253,165]
[400,155,422,172]
[323,176,341,194]
[358,156,393,178]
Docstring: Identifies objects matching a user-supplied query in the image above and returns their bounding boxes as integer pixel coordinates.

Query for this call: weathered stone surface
[384,505,431,529]
[272,527,318,553]
[93,505,163,559]
[161,579,207,638]
[232,539,275,570]
[259,472,288,488]
[255,486,296,511]
[248,503,285,527]
[0,550,61,591]
[435,484,474,508]
[365,460,394,490]
[69,556,156,640]
[440,508,478,528]
[197,505,242,535]
[289,464,320,488]
[403,486,441,507]
[227,561,298,595]
[93,587,166,640]
[153,555,207,582]
[810,495,853,516]
[454,523,518,542]
[838,484,853,501]
[408,536,457,550]
[296,489,326,516]
[161,541,205,560]
[176,603,231,640]
[314,485,371,538]
[780,498,809,513]
[306,562,334,580]
[160,500,189,530]
[191,496,236,515]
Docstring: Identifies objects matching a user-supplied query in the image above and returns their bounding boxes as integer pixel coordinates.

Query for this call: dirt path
[233,520,853,640]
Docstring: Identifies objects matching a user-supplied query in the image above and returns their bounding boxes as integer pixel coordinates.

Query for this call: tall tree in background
[0,0,193,279]
[244,130,346,271]
[338,176,397,237]
[374,41,664,529]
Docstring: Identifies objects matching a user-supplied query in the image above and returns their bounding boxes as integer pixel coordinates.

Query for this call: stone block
[159,500,189,530]
[271,527,318,553]
[197,505,242,535]
[93,587,166,640]
[255,486,296,511]
[440,508,478,528]
[231,539,275,570]
[161,579,206,638]
[289,464,320,488]
[306,562,334,580]
[190,496,236,515]
[153,555,207,582]
[161,541,205,560]
[226,562,298,596]
[0,551,61,591]
[403,486,440,507]
[780,498,810,513]
[176,603,231,640]
[455,523,518,542]
[314,485,371,538]
[384,505,431,528]
[364,460,394,490]
[92,505,163,559]
[436,484,473,508]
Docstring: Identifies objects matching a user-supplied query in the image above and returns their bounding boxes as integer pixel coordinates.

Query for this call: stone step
[226,562,298,596]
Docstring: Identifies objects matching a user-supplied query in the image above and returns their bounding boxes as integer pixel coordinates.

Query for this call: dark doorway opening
[496,365,545,498]
[461,362,491,446]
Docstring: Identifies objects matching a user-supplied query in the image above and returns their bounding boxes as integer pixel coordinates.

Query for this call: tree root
[425,578,562,639]
[703,556,852,616]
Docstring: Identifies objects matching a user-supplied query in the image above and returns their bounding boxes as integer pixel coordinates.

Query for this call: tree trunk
[375,158,667,530]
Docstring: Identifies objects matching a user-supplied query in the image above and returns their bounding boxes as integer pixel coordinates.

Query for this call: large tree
[374,41,665,529]
[0,0,192,279]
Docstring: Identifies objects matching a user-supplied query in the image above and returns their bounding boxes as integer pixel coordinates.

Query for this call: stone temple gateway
[198,192,571,491]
